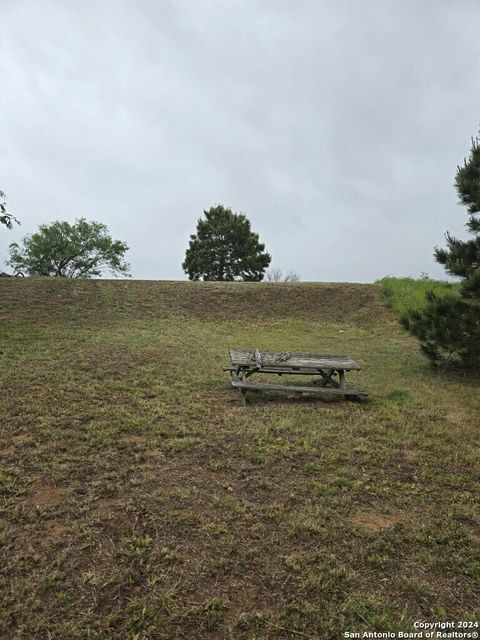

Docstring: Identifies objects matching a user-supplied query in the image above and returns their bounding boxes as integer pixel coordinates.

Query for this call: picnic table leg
[240,387,248,405]
[236,368,248,404]
[315,369,340,388]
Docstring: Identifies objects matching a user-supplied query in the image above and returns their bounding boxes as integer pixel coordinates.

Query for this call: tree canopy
[402,133,480,366]
[0,190,19,229]
[7,218,130,278]
[182,205,271,281]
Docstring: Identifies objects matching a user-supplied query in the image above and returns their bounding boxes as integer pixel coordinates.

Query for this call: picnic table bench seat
[224,348,368,405]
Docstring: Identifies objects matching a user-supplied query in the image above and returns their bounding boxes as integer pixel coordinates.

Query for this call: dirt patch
[45,520,70,538]
[2,445,16,455]
[12,433,34,446]
[29,485,63,507]
[122,434,149,446]
[92,498,132,538]
[351,511,399,532]
[91,496,123,513]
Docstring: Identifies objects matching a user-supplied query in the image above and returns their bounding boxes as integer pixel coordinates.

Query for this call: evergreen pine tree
[182,205,271,281]
[401,133,480,366]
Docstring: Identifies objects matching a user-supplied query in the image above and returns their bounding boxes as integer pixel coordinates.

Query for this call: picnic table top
[229,348,361,371]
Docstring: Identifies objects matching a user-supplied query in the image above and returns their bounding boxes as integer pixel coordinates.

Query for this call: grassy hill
[0,279,478,639]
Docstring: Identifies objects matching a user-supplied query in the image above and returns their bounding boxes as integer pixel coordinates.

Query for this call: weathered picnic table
[224,348,368,405]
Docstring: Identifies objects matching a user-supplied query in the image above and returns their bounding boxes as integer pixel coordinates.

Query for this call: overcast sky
[1,0,480,281]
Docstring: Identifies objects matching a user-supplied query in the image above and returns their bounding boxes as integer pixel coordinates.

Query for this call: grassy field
[0,279,479,639]
[377,276,459,316]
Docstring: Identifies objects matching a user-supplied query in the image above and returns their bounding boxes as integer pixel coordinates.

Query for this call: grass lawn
[377,276,459,316]
[0,279,479,639]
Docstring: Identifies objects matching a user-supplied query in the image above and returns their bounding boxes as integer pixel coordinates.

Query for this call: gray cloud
[1,0,480,280]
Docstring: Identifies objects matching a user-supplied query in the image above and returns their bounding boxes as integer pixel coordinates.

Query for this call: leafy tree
[0,190,19,229]
[7,218,130,278]
[183,205,271,281]
[401,133,480,366]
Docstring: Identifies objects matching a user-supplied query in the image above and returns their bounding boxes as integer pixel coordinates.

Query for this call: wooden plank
[222,364,342,376]
[231,380,368,397]
[224,365,340,375]
[229,348,361,371]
